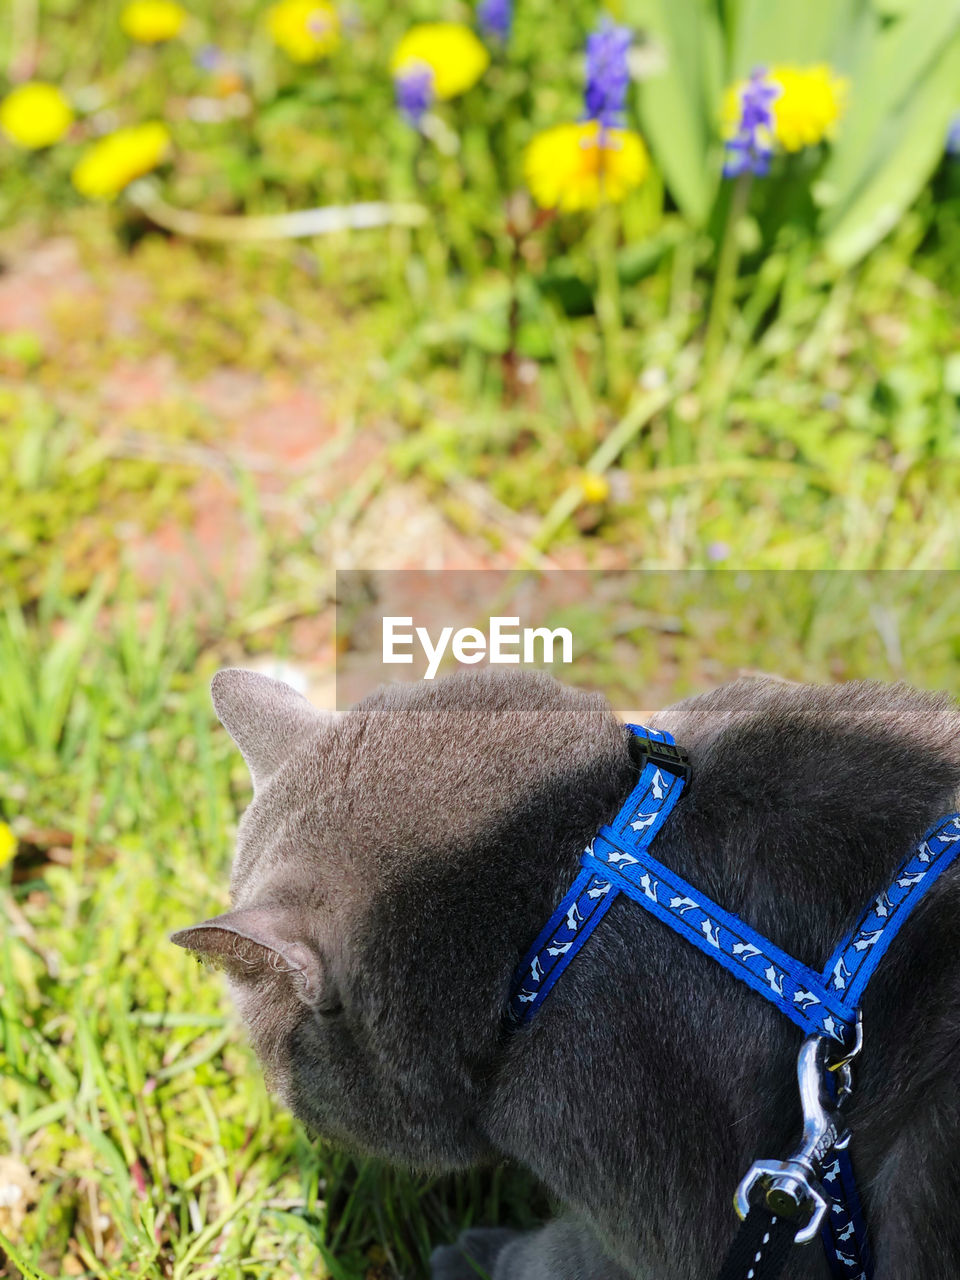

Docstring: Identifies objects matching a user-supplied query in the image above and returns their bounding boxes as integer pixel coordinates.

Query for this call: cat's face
[171,667,633,1172]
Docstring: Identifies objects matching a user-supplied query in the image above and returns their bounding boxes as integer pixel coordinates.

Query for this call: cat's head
[171,666,633,1171]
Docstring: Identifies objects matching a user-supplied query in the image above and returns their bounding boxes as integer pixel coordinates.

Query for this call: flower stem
[595,198,626,406]
[521,382,672,561]
[703,172,752,389]
[502,217,523,403]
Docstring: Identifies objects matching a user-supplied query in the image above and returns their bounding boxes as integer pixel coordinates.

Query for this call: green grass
[0,577,553,1279]
[2,0,960,588]
[4,199,960,604]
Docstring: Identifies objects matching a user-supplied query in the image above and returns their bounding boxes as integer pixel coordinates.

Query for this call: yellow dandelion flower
[0,821,16,868]
[121,0,187,42]
[580,472,611,504]
[722,63,848,155]
[768,64,848,152]
[524,121,650,213]
[71,122,171,200]
[267,0,340,63]
[391,23,489,101]
[0,82,74,150]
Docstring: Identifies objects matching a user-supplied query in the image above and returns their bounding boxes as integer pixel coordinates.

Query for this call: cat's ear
[210,668,330,791]
[170,907,323,1003]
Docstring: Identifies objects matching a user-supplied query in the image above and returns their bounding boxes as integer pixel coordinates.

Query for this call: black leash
[718,1206,799,1280]
[716,1035,861,1280]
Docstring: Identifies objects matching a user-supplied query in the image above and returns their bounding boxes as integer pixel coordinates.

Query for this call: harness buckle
[628,731,691,782]
[734,1035,854,1244]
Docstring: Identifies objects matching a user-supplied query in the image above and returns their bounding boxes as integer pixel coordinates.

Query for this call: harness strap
[581,836,855,1050]
[823,814,960,1007]
[819,1142,872,1279]
[507,725,685,1024]
[579,776,960,1056]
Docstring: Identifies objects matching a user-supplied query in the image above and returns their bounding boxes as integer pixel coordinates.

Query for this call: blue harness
[507,724,960,1280]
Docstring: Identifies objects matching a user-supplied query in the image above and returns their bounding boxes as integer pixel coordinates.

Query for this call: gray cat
[171,667,960,1280]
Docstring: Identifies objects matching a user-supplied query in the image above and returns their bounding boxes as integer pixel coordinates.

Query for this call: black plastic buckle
[629,730,691,783]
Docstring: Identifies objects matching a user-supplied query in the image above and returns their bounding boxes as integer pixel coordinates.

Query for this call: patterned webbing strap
[506,725,686,1023]
[819,1082,873,1280]
[506,723,960,1280]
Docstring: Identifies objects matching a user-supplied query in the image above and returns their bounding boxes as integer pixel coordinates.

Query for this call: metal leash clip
[734,1027,860,1244]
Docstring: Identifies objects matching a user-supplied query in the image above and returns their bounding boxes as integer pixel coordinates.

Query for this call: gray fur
[171,668,960,1279]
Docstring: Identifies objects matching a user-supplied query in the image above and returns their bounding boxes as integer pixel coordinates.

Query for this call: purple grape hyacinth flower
[947,113,960,157]
[194,45,224,71]
[395,64,434,129]
[724,67,780,179]
[584,20,632,129]
[478,0,511,41]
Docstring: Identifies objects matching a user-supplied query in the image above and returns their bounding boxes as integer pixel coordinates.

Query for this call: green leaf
[732,0,866,74]
[819,0,960,219]
[824,35,960,263]
[871,0,923,14]
[627,0,724,225]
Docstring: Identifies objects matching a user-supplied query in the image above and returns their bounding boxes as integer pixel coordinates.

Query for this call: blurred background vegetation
[3,0,960,1275]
